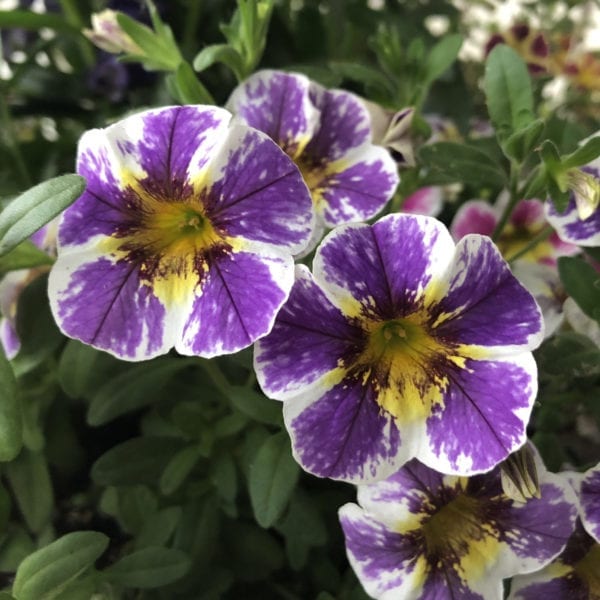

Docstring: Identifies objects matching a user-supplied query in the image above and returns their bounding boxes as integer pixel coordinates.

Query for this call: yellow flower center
[574,543,600,596]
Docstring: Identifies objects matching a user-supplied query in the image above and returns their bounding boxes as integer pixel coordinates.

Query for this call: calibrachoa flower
[0,220,57,359]
[451,195,577,264]
[510,466,600,599]
[255,214,543,483]
[401,187,443,218]
[48,105,314,360]
[339,455,577,600]
[545,163,600,247]
[226,70,399,236]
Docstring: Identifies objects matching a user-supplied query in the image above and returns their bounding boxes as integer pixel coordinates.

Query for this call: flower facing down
[48,106,314,360]
[510,465,600,599]
[545,163,600,248]
[255,214,543,483]
[339,455,577,600]
[226,70,398,239]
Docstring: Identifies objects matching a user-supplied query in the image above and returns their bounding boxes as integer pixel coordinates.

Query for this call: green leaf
[12,531,108,600]
[0,349,22,462]
[172,62,215,105]
[419,142,507,188]
[0,241,53,275]
[103,546,191,589]
[210,453,238,502]
[0,175,84,256]
[424,34,463,85]
[135,506,182,549]
[562,135,600,169]
[159,445,204,495]
[193,44,244,77]
[558,257,600,324]
[504,119,545,163]
[5,449,53,533]
[229,387,282,425]
[87,357,193,426]
[92,437,186,486]
[484,45,534,144]
[327,61,392,93]
[58,341,103,399]
[248,432,300,528]
[0,10,80,34]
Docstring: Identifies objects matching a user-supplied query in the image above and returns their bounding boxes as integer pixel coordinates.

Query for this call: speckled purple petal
[202,124,314,253]
[314,215,455,319]
[511,199,546,229]
[422,353,537,475]
[254,265,363,400]
[430,235,544,352]
[317,145,398,227]
[176,243,294,358]
[225,70,319,157]
[339,504,426,600]
[450,200,497,241]
[305,85,371,161]
[62,105,232,249]
[581,464,600,543]
[509,521,599,600]
[48,246,176,360]
[283,373,404,483]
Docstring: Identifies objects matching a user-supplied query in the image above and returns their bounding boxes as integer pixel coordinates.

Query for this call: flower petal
[176,242,293,357]
[450,200,497,241]
[581,464,600,543]
[254,265,362,400]
[429,235,544,353]
[314,215,455,319]
[421,353,537,475]
[225,70,319,158]
[48,241,182,360]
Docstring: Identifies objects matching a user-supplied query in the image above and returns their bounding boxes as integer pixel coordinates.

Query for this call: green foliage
[0,174,84,256]
[12,531,108,600]
[558,256,600,323]
[0,349,22,462]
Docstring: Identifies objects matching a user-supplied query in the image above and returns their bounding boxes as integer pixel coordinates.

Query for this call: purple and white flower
[48,105,314,361]
[255,214,544,483]
[339,455,577,600]
[226,70,399,240]
[510,465,600,599]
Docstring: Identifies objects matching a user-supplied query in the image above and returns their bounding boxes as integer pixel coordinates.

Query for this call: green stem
[0,91,32,188]
[492,163,520,241]
[198,358,231,398]
[507,226,554,264]
[181,0,203,58]
[59,0,95,67]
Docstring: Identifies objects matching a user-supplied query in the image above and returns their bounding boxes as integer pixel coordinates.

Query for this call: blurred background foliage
[0,0,599,598]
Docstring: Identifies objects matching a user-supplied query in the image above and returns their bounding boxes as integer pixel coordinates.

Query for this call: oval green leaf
[0,350,22,462]
[0,174,85,256]
[12,531,109,600]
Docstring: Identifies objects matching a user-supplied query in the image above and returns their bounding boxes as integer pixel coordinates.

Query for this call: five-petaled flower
[48,105,314,361]
[255,214,544,483]
[226,70,399,249]
[339,453,577,600]
[509,464,600,599]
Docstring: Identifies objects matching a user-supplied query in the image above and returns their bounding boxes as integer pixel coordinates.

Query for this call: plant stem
[59,0,95,67]
[198,358,231,397]
[507,226,554,264]
[492,162,520,241]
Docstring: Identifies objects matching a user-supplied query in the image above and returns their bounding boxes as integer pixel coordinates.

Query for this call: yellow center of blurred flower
[574,544,600,595]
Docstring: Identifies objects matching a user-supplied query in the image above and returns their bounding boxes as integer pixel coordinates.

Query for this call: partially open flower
[48,105,314,361]
[255,214,543,483]
[339,453,577,599]
[83,9,143,55]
